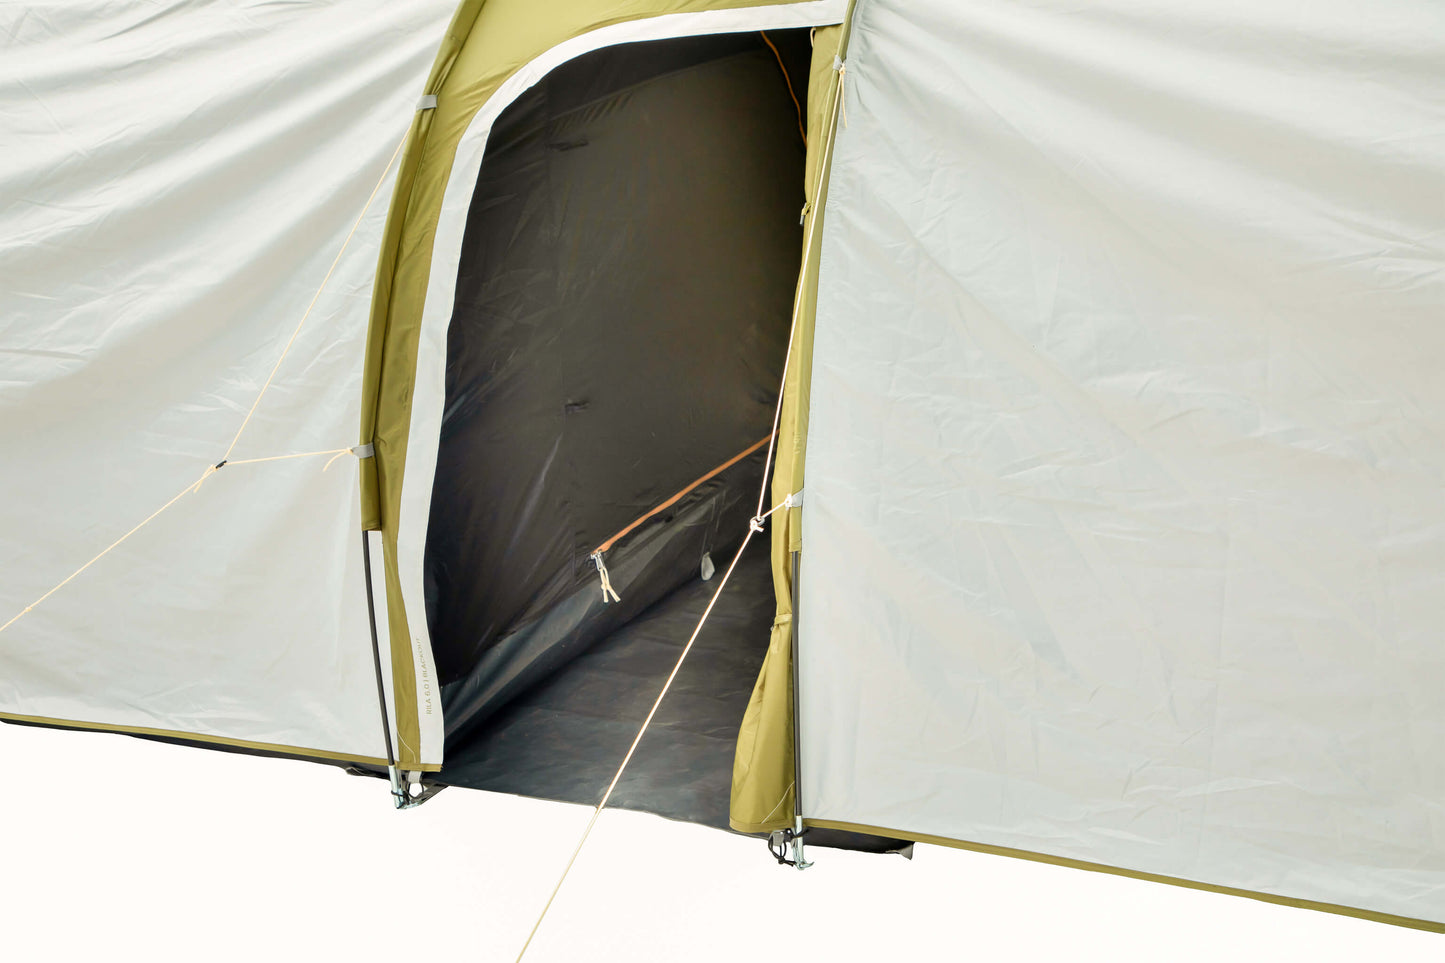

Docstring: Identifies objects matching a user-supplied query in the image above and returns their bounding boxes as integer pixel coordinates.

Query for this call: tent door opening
[422,29,814,829]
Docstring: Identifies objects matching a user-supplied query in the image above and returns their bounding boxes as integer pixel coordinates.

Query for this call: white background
[0,723,1437,961]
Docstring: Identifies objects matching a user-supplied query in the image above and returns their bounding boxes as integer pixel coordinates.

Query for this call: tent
[3,0,1443,934]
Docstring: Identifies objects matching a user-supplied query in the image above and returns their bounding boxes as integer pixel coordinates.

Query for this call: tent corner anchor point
[392,768,445,809]
[767,824,813,870]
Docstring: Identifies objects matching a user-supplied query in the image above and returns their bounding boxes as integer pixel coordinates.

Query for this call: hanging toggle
[750,488,804,533]
[590,551,622,603]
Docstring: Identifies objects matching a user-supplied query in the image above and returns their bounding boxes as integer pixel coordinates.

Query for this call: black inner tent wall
[423,30,812,829]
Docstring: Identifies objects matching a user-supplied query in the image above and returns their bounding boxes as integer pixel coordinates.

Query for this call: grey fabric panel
[440,464,761,748]
[425,32,811,687]
[799,0,1445,923]
[438,537,773,829]
[438,528,912,853]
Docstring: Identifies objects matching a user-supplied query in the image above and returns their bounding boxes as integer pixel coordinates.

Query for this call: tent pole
[789,549,812,869]
[361,530,407,808]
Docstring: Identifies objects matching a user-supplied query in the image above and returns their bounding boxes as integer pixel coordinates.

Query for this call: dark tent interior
[420,27,904,853]
[424,30,814,830]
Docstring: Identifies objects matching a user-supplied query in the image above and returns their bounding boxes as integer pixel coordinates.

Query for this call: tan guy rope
[0,129,407,639]
[219,132,407,463]
[753,57,845,521]
[516,47,853,962]
[761,31,807,147]
[0,476,202,637]
[514,522,762,962]
[0,448,359,637]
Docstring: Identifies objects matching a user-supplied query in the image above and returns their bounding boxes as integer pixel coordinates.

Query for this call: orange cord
[761,31,807,147]
[591,435,772,556]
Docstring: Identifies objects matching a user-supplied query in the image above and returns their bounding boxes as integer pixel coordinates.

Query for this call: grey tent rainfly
[3,0,1444,939]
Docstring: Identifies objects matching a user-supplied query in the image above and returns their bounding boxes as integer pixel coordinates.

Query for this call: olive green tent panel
[728,20,846,835]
